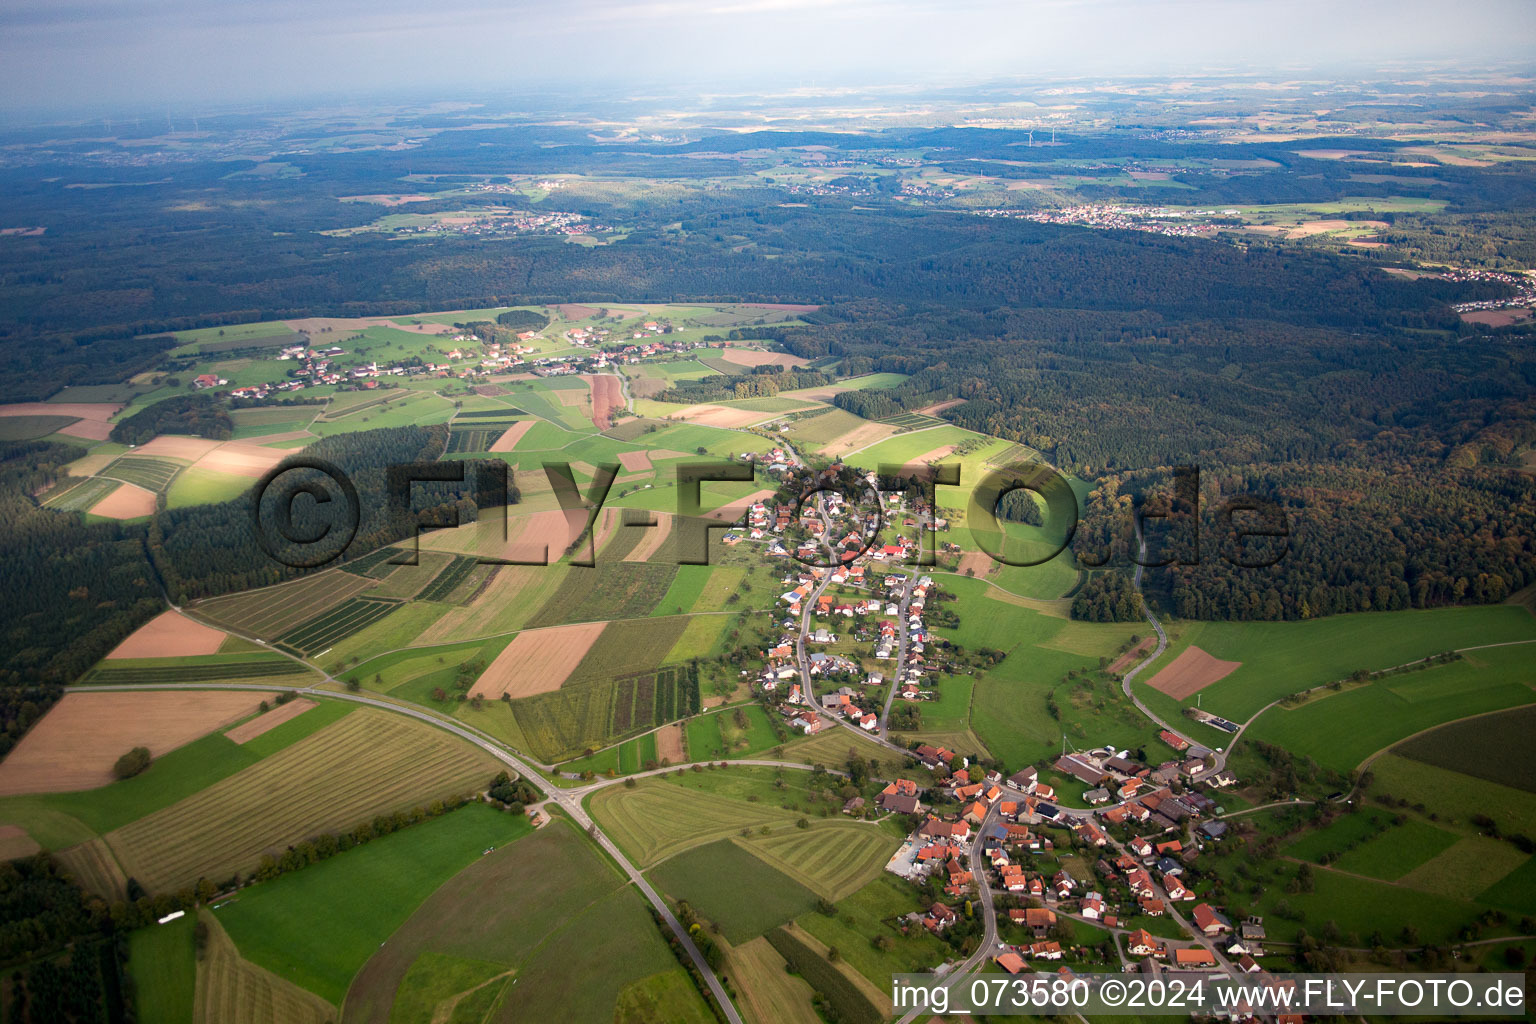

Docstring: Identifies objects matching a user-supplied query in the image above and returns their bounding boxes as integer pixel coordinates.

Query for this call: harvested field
[488,420,534,452]
[0,690,264,795]
[625,513,674,563]
[956,548,997,578]
[915,398,965,416]
[1290,218,1388,237]
[1109,637,1157,674]
[193,442,289,478]
[57,418,113,440]
[655,723,685,764]
[1145,645,1242,699]
[719,348,809,369]
[618,448,653,471]
[670,404,771,428]
[473,507,587,563]
[818,421,898,458]
[104,709,496,892]
[224,698,316,744]
[585,374,624,429]
[0,824,41,860]
[283,316,453,335]
[237,430,313,446]
[729,937,821,1024]
[553,303,600,320]
[55,838,128,900]
[108,610,228,659]
[776,386,849,403]
[910,444,957,464]
[0,401,121,422]
[136,435,221,460]
[555,384,590,408]
[1461,308,1532,327]
[89,481,156,519]
[470,621,609,698]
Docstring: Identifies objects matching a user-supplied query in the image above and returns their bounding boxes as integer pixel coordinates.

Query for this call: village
[193,319,706,402]
[718,467,1270,993]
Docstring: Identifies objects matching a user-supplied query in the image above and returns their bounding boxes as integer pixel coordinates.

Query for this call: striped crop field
[879,412,945,432]
[196,914,335,1024]
[103,709,497,893]
[82,659,315,686]
[43,476,121,512]
[275,597,400,655]
[740,824,897,902]
[588,778,802,868]
[339,546,405,578]
[195,571,376,638]
[416,556,478,603]
[102,455,184,492]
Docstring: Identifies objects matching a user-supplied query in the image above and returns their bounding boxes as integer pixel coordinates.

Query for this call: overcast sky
[2,0,1533,115]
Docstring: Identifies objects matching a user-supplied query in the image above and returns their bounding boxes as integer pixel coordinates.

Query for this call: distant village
[979,203,1232,238]
[197,319,705,402]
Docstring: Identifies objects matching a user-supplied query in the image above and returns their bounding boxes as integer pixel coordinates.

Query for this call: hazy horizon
[2,0,1534,118]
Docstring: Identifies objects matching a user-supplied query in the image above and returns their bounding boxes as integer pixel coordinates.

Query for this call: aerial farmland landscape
[0,1,1535,1022]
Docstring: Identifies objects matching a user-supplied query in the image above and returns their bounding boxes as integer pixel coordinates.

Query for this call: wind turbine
[1027,129,1034,147]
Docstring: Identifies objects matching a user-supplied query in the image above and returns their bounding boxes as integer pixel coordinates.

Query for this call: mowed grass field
[218,803,533,1006]
[589,774,805,867]
[340,820,702,1024]
[104,710,497,892]
[1135,605,1536,722]
[128,913,197,1024]
[740,822,897,901]
[0,702,355,857]
[196,913,336,1024]
[1244,644,1536,772]
[589,767,894,885]
[727,936,823,1024]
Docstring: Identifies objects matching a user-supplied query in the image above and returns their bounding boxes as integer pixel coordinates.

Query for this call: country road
[119,601,752,1024]
[894,799,1003,1024]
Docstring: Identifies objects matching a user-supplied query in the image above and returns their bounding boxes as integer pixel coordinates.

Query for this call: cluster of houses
[1125,908,1264,973]
[1054,744,1238,810]
[392,210,602,238]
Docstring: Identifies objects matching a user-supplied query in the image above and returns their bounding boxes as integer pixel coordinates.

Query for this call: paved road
[878,550,919,740]
[792,495,920,760]
[894,800,1004,1024]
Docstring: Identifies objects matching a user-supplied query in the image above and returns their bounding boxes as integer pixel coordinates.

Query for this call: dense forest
[110,393,231,446]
